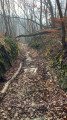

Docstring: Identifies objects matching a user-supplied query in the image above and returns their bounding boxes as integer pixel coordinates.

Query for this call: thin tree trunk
[1,0,9,36]
[56,0,66,49]
[64,0,67,16]
[16,30,51,38]
[47,0,55,27]
[40,0,42,29]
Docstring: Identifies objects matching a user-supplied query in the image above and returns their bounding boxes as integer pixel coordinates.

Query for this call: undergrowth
[28,35,67,90]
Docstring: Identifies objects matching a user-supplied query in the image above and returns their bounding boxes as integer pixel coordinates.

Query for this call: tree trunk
[0,62,22,100]
[47,0,55,27]
[64,0,67,16]
[56,0,66,49]
[40,0,42,29]
[1,0,9,36]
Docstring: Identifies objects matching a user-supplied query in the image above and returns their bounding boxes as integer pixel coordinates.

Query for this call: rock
[8,107,11,111]
[20,118,24,120]
[31,102,36,107]
[1,109,4,113]
[14,112,18,117]
[2,112,6,116]
[25,118,29,120]
[3,116,7,119]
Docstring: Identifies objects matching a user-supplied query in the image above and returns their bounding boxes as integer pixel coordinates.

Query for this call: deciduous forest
[0,0,67,120]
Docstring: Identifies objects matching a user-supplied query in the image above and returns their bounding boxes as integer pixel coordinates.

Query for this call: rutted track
[0,44,67,120]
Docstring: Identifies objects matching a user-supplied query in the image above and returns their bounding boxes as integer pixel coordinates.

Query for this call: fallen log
[0,62,22,100]
[16,28,61,38]
[16,30,51,38]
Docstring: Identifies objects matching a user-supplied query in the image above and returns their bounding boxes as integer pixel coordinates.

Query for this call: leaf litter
[0,44,67,120]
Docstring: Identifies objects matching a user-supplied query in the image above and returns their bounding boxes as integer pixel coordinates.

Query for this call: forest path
[0,43,67,120]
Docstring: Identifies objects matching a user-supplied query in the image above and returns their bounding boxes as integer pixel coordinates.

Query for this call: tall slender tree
[56,0,66,49]
[40,0,42,29]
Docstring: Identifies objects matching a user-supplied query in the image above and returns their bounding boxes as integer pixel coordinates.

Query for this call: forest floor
[0,43,67,120]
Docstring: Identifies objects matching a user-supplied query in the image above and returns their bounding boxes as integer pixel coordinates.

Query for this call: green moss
[45,50,50,57]
[0,38,18,78]
[28,36,67,90]
[5,38,18,62]
[0,64,6,77]
[51,51,67,90]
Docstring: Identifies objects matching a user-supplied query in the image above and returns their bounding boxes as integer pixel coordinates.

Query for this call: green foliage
[45,50,50,57]
[60,63,67,89]
[28,35,67,90]
[49,49,67,90]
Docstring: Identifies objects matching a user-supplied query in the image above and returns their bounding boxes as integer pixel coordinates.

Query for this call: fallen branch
[16,30,51,38]
[16,28,61,38]
[0,62,22,100]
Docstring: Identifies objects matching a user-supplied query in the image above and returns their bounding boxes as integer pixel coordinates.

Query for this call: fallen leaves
[0,44,67,120]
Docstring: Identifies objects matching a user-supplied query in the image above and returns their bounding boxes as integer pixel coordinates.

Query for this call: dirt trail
[0,44,67,120]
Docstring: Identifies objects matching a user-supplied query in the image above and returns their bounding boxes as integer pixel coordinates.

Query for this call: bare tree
[1,0,9,36]
[47,0,55,27]
[56,0,66,49]
[40,0,42,29]
[64,0,67,16]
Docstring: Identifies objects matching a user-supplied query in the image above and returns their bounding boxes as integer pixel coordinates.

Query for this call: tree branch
[16,30,51,38]
[0,62,22,100]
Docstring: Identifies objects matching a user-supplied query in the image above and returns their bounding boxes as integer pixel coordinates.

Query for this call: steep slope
[0,37,18,79]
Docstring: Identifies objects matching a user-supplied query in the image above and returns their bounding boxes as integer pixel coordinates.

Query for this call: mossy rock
[0,38,18,79]
[5,38,18,62]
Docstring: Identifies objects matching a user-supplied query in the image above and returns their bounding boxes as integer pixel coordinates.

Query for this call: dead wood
[16,30,51,38]
[16,28,61,38]
[0,62,22,100]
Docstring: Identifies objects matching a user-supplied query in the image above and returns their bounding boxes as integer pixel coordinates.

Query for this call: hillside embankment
[0,37,18,80]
